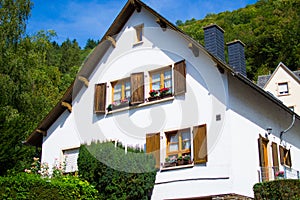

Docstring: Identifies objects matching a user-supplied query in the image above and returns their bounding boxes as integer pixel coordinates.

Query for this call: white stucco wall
[42,111,81,172]
[40,7,300,200]
[228,74,300,197]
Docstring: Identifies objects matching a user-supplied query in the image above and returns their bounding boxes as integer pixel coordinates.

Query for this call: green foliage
[0,173,99,199]
[0,0,32,48]
[0,0,93,175]
[178,0,300,80]
[78,142,157,200]
[253,179,300,200]
[84,39,98,50]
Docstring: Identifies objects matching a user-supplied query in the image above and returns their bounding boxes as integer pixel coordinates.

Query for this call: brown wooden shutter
[94,83,106,114]
[258,136,264,167]
[174,60,186,96]
[193,124,207,164]
[146,133,160,169]
[286,149,292,167]
[271,142,279,169]
[131,72,144,105]
[279,145,284,165]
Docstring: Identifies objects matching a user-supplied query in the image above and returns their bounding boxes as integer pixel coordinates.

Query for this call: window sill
[132,41,143,47]
[277,93,290,97]
[160,163,194,172]
[106,96,174,114]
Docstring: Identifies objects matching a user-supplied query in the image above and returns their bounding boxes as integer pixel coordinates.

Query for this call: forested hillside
[0,0,98,175]
[0,0,299,175]
[178,0,300,80]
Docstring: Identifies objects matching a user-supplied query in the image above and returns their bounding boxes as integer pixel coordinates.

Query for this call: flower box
[163,162,177,168]
[107,100,130,112]
[148,96,160,102]
[113,102,130,110]
[160,93,172,99]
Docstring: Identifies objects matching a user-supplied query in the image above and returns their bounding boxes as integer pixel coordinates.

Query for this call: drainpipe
[280,114,296,142]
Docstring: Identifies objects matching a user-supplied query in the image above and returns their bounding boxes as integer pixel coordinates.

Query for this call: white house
[257,62,300,115]
[25,0,300,199]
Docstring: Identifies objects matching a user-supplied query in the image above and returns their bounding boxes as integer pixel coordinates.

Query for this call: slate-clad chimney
[227,40,246,77]
[203,24,225,62]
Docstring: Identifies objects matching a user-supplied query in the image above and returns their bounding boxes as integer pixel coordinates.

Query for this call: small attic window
[278,82,289,95]
[134,24,144,43]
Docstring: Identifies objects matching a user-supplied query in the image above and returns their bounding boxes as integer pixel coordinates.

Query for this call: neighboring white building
[257,62,300,115]
[25,0,300,199]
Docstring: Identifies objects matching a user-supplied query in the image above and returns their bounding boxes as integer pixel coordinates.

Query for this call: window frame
[62,147,79,173]
[111,78,131,104]
[165,128,191,159]
[134,24,144,43]
[149,65,173,93]
[278,82,289,95]
[279,145,292,167]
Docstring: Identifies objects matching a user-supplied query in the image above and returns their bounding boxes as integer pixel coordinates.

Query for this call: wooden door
[258,136,269,181]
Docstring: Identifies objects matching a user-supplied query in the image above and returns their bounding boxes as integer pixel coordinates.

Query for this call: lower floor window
[166,129,191,162]
[279,146,292,167]
[63,148,79,173]
[146,124,207,169]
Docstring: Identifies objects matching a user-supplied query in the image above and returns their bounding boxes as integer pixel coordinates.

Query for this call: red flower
[159,87,169,93]
[149,89,158,97]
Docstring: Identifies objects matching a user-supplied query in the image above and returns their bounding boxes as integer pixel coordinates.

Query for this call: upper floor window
[112,78,131,104]
[134,24,144,43]
[278,82,289,95]
[150,66,172,96]
[94,60,186,113]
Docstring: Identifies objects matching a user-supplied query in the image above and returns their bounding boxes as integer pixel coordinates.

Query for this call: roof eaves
[234,72,300,120]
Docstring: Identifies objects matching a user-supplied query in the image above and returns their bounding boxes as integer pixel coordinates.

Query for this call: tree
[84,38,98,50]
[0,0,32,49]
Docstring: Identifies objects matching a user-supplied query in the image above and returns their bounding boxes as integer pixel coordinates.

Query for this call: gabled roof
[25,0,299,147]
[257,62,300,89]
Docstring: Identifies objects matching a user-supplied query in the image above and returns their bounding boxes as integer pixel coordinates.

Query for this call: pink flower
[275,171,284,176]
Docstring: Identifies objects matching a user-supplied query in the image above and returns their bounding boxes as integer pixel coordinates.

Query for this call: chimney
[227,40,246,77]
[203,24,225,62]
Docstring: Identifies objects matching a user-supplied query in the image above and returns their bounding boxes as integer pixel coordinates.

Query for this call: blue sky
[26,0,257,48]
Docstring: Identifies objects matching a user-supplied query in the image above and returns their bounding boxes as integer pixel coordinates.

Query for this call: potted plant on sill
[107,104,113,112]
[148,89,159,102]
[159,87,172,98]
[107,98,130,112]
[177,156,184,166]
[183,155,192,165]
[163,156,177,168]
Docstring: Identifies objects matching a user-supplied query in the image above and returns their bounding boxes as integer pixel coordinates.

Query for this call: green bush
[253,179,300,200]
[0,173,99,199]
[78,142,157,200]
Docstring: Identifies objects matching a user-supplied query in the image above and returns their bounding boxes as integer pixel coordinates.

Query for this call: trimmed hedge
[78,142,157,200]
[253,179,300,200]
[0,173,99,199]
